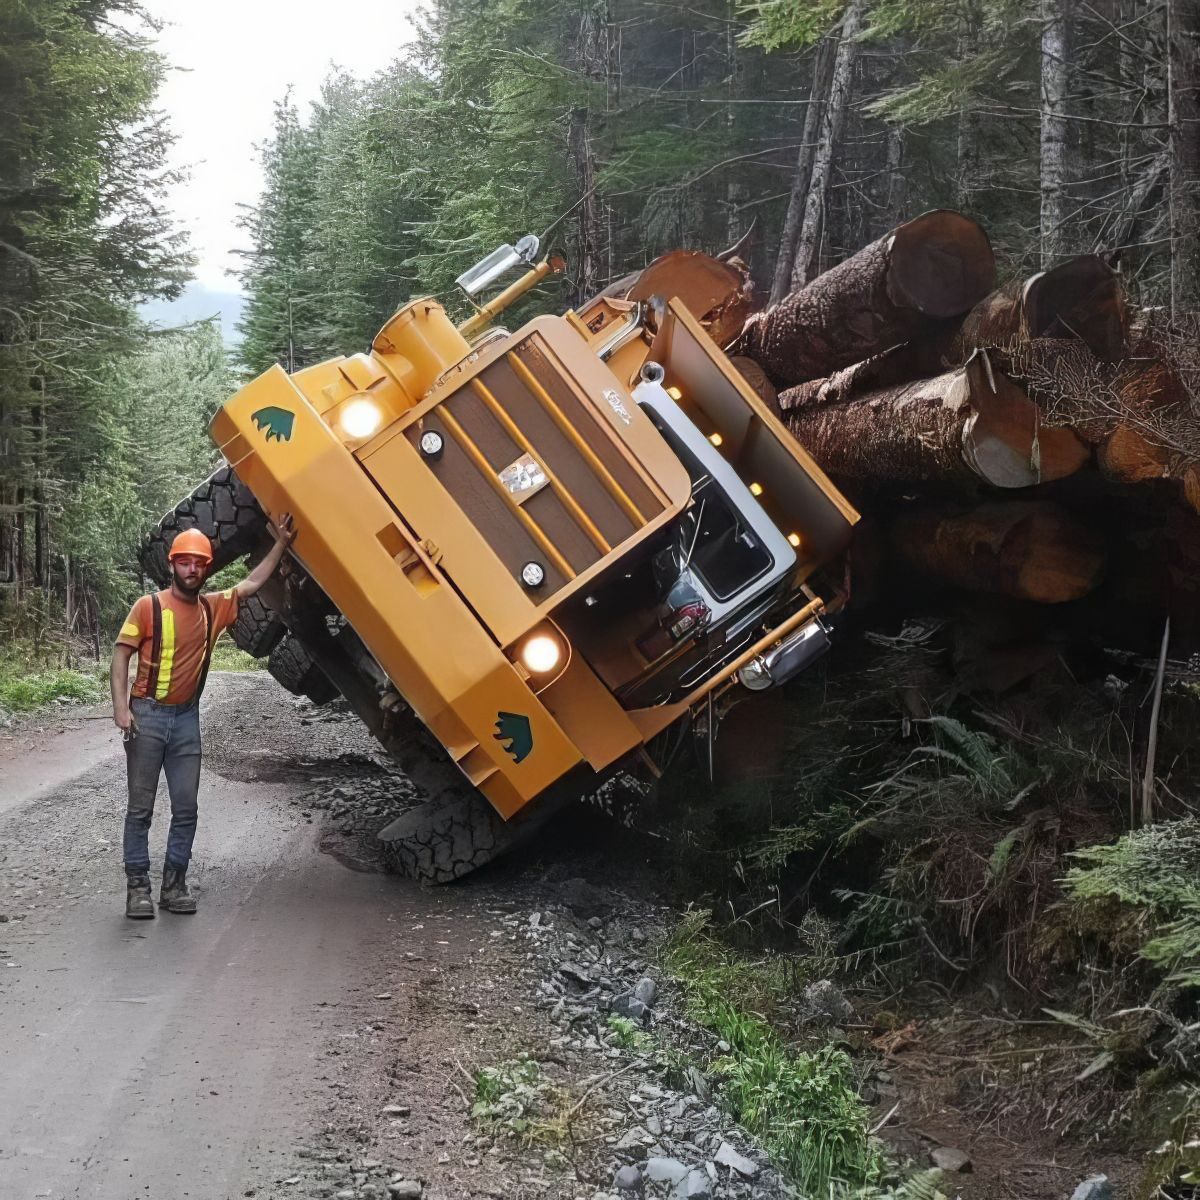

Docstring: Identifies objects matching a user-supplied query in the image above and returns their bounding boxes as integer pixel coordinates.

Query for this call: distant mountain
[140,284,245,345]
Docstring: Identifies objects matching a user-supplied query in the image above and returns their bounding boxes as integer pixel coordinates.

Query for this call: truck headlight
[340,398,383,440]
[520,634,562,675]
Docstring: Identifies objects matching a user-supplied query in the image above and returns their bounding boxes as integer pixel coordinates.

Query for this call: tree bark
[791,0,865,289]
[889,501,1105,603]
[1168,0,1200,312]
[568,107,604,304]
[1040,0,1073,266]
[782,353,1090,487]
[770,32,837,306]
[956,1,982,212]
[741,210,995,387]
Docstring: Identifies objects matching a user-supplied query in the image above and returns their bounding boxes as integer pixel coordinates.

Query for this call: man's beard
[172,572,203,596]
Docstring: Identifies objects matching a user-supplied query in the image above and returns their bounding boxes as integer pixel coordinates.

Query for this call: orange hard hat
[168,528,214,563]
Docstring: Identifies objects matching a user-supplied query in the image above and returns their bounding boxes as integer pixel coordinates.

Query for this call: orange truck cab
[211,241,859,825]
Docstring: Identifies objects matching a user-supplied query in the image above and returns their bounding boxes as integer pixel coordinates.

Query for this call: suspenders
[195,595,215,702]
[144,593,216,704]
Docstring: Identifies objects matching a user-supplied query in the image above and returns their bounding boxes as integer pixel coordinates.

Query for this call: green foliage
[665,912,885,1193]
[471,1057,572,1147]
[606,1014,652,1052]
[209,640,264,673]
[1064,819,1200,988]
[0,0,199,645]
[739,0,845,51]
[0,660,105,715]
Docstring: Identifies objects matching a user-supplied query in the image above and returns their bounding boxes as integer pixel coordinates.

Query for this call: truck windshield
[681,480,772,601]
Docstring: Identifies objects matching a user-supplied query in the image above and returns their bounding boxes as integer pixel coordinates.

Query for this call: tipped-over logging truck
[144,238,859,880]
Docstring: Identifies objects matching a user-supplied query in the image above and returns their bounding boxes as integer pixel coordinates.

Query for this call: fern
[1064,819,1200,987]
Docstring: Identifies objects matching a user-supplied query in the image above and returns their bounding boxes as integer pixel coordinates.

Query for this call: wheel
[141,463,267,584]
[372,704,575,883]
[231,593,286,658]
[378,785,566,884]
[267,633,338,705]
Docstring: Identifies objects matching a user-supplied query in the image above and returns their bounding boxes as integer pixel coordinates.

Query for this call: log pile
[732,211,1200,648]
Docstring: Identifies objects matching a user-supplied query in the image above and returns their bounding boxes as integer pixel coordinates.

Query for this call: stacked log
[729,211,1200,633]
[739,210,996,386]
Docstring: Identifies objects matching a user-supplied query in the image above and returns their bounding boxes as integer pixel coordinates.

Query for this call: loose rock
[714,1142,758,1178]
[800,979,854,1024]
[930,1146,972,1173]
[613,1164,643,1192]
[633,977,658,1007]
[1070,1177,1113,1200]
[645,1157,689,1184]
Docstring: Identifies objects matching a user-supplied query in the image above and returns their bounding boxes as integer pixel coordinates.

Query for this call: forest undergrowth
[650,618,1200,1196]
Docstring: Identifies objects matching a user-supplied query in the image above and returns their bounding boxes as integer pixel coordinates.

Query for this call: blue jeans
[122,696,202,875]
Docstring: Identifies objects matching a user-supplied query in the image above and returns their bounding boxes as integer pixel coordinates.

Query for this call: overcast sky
[141,0,424,294]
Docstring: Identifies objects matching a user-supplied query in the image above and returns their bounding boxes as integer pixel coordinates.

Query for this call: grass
[664,911,886,1195]
[209,637,264,672]
[0,624,261,719]
[0,644,107,716]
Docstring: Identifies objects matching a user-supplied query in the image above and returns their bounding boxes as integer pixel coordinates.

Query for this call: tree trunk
[882,125,906,230]
[741,209,995,387]
[1168,0,1200,312]
[1040,0,1073,266]
[568,107,604,304]
[956,2,982,212]
[770,32,837,306]
[791,0,865,289]
[724,0,750,248]
[889,501,1105,602]
[782,352,1090,487]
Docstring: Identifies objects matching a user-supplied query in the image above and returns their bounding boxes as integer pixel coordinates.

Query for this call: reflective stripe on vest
[155,607,176,701]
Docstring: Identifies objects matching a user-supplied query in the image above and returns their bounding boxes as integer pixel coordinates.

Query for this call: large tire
[267,633,338,705]
[378,787,564,884]
[231,593,286,658]
[141,463,268,585]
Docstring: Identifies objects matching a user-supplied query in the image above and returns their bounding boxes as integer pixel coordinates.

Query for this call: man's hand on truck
[235,513,297,601]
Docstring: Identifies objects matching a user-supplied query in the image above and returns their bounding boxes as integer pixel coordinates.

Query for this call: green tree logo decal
[493,711,533,763]
[251,406,295,443]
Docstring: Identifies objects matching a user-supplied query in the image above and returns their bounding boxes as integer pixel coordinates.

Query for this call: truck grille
[407,334,667,595]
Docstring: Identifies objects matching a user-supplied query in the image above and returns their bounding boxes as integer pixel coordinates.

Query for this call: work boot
[159,865,198,914]
[125,872,155,920]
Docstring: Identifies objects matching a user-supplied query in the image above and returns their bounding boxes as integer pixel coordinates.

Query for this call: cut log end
[1025,255,1127,361]
[887,210,996,319]
[963,354,1091,487]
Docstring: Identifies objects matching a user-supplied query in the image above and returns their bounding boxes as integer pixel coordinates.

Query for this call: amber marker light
[749,482,763,496]
[788,532,802,548]
[666,386,683,400]
[709,432,723,447]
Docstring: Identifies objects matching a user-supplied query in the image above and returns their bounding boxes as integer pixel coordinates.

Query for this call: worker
[110,515,296,919]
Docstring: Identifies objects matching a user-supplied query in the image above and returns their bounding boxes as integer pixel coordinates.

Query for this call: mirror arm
[458,256,566,340]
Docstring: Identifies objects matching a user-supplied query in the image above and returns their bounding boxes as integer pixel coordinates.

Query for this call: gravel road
[0,673,794,1200]
[0,675,420,1198]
